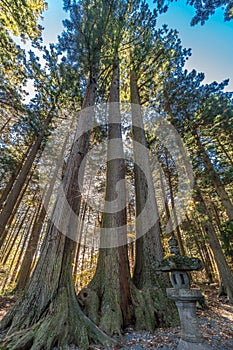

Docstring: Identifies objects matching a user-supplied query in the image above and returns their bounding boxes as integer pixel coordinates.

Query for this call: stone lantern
[156,237,211,350]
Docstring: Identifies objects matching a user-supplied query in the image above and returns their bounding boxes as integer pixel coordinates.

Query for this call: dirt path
[0,286,232,349]
[114,286,233,350]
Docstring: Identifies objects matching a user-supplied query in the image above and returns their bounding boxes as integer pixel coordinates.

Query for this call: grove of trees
[0,0,232,349]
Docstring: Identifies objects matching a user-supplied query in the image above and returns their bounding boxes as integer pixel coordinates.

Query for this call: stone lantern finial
[168,236,180,255]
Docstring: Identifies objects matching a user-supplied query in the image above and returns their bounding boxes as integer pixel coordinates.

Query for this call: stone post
[155,237,211,350]
[167,287,210,350]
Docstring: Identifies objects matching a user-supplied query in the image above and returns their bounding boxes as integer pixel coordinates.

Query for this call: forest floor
[110,284,233,350]
[0,284,233,349]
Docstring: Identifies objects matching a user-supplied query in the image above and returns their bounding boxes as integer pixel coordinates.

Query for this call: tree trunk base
[132,285,179,331]
[0,287,115,350]
[78,287,125,336]
[78,282,179,336]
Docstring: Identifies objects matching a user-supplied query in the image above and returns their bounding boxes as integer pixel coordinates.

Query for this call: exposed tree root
[132,286,179,330]
[79,286,125,336]
[132,286,164,332]
[78,281,179,337]
[0,286,115,350]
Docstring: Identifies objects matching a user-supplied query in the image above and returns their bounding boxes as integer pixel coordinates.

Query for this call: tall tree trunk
[0,79,114,350]
[10,207,37,285]
[16,125,73,291]
[15,201,44,290]
[72,200,87,285]
[209,198,222,228]
[185,214,215,283]
[79,59,134,335]
[166,165,186,255]
[0,170,32,248]
[0,145,30,210]
[1,205,32,267]
[193,128,233,221]
[194,186,233,303]
[0,109,55,244]
[158,164,171,229]
[1,206,33,291]
[130,68,178,325]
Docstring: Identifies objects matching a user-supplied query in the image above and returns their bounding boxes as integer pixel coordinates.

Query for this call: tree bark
[16,126,73,290]
[0,109,55,244]
[15,201,44,290]
[166,162,186,255]
[0,146,30,210]
[130,68,178,326]
[79,59,134,335]
[0,170,32,248]
[9,207,37,285]
[185,214,215,283]
[193,128,233,221]
[194,186,233,303]
[0,79,114,350]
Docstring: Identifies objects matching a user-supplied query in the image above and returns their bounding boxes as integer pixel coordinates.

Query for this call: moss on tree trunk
[130,69,179,327]
[79,245,133,336]
[78,65,178,336]
[0,231,114,350]
[0,78,114,349]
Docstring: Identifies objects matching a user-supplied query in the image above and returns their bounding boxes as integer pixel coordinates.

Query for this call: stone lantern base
[166,288,211,350]
[155,238,212,350]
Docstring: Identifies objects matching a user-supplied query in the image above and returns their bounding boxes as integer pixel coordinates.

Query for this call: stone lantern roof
[155,237,204,272]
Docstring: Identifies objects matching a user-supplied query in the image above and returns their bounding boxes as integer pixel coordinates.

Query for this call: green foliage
[156,0,233,25]
[0,0,47,90]
[0,0,46,38]
[0,147,18,182]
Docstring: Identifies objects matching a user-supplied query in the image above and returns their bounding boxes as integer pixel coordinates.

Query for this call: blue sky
[156,1,233,91]
[40,0,233,91]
